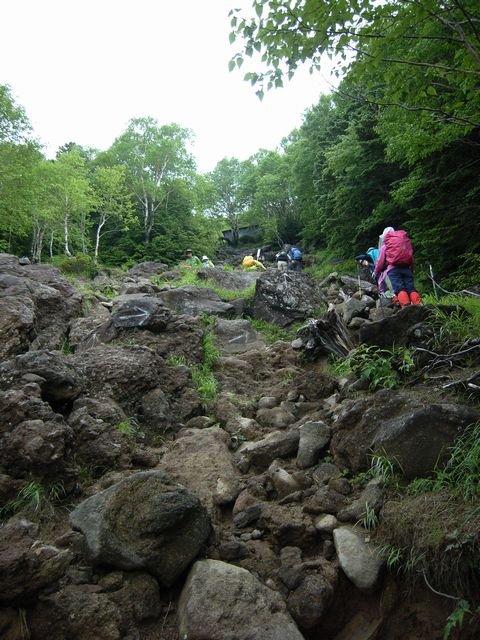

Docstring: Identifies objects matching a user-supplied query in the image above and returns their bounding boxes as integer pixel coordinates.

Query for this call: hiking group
[356,227,423,307]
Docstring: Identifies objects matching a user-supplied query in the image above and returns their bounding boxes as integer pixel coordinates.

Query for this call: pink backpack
[384,230,413,266]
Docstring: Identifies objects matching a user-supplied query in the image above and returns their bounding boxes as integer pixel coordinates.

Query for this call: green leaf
[275,78,283,88]
[426,86,437,96]
[255,3,263,18]
[256,89,264,101]
[228,60,236,72]
[236,56,244,68]
[229,32,236,44]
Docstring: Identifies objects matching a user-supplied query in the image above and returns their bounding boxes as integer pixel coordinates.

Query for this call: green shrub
[332,344,415,391]
[50,254,99,279]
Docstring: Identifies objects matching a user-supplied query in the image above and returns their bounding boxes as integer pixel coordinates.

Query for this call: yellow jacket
[242,256,266,270]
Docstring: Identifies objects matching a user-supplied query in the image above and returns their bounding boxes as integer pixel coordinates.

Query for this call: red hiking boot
[409,291,423,305]
[397,291,410,307]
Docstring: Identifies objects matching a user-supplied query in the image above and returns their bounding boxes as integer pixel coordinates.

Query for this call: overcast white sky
[1,0,335,172]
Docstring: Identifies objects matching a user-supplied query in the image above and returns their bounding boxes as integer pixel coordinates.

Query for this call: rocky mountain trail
[0,254,479,639]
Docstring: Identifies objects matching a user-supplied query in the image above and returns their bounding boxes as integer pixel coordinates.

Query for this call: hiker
[202,255,215,268]
[287,245,303,271]
[275,249,289,271]
[373,228,423,307]
[185,249,202,268]
[242,255,266,271]
[355,247,379,274]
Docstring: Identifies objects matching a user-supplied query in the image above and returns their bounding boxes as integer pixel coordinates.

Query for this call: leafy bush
[332,344,415,390]
[50,254,99,278]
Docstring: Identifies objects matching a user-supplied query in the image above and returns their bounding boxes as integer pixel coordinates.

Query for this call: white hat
[380,226,394,238]
[202,255,208,260]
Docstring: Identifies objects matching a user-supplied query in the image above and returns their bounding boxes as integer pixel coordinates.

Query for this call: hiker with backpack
[355,247,379,274]
[275,249,289,271]
[287,245,303,271]
[373,227,423,307]
[242,255,266,271]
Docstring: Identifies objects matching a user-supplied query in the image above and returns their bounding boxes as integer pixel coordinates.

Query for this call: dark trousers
[289,259,303,271]
[388,266,416,294]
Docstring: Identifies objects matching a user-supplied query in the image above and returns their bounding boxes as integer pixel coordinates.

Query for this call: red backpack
[384,230,413,266]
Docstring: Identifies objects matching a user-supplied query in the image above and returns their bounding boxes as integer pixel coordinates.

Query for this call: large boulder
[0,254,82,357]
[359,305,432,348]
[111,297,171,331]
[330,390,479,479]
[69,471,211,587]
[157,285,235,317]
[197,267,261,291]
[72,345,165,413]
[252,271,326,327]
[0,350,84,410]
[0,380,76,480]
[177,559,305,640]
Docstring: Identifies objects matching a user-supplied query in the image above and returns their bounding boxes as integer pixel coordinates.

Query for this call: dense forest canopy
[1,0,479,287]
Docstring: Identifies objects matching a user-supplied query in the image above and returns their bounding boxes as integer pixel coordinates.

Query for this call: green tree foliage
[207,157,252,245]
[229,1,480,285]
[91,165,135,263]
[106,118,196,246]
[0,85,40,253]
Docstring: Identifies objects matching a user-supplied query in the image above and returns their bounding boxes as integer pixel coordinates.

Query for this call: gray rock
[296,421,332,469]
[333,526,384,591]
[157,285,234,317]
[331,390,479,479]
[0,255,81,358]
[178,559,305,640]
[236,430,300,471]
[343,298,369,324]
[160,427,240,516]
[268,462,301,497]
[196,268,261,291]
[314,514,338,535]
[340,276,377,296]
[287,574,334,630]
[256,406,296,429]
[252,270,326,327]
[337,479,384,523]
[348,316,370,329]
[69,471,211,587]
[214,318,265,354]
[111,298,171,330]
[127,261,168,277]
[257,396,278,409]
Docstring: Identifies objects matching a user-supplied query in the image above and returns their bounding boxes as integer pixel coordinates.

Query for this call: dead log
[295,310,355,359]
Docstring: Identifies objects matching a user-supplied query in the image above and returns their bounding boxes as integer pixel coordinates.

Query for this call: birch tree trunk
[94,213,106,263]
